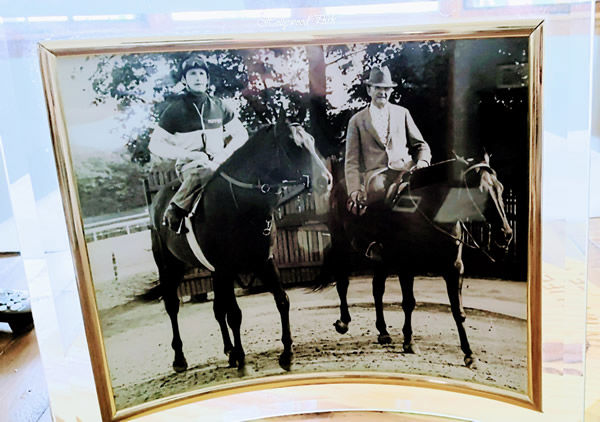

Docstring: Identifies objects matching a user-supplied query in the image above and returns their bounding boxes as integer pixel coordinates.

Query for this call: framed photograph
[39,21,542,421]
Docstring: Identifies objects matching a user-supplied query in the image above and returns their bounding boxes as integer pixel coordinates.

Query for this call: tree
[77,43,452,218]
[85,48,311,166]
[76,156,148,217]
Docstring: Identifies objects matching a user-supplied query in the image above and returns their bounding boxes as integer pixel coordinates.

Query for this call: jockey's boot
[164,203,189,234]
[365,241,384,262]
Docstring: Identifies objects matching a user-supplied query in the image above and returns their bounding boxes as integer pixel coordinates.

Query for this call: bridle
[217,123,318,211]
[218,172,310,196]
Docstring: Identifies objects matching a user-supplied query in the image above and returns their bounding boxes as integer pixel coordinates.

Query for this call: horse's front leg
[444,270,476,368]
[399,272,418,354]
[334,269,351,335]
[373,267,391,344]
[213,270,245,368]
[259,258,293,370]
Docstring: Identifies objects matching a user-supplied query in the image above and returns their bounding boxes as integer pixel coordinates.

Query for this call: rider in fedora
[149,54,249,233]
[344,65,431,260]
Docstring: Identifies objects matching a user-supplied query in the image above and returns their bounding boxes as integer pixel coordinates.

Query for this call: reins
[219,171,311,207]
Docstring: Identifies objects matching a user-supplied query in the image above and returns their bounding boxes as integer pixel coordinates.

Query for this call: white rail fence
[84,212,151,242]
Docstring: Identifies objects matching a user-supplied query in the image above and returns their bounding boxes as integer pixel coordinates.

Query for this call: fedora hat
[365,66,397,87]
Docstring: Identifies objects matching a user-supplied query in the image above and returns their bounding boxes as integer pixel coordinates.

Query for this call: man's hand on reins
[410,159,429,171]
[347,190,367,216]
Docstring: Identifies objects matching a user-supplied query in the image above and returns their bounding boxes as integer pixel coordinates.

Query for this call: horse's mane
[218,124,274,172]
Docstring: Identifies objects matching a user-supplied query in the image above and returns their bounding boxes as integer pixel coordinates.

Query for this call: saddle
[360,160,465,213]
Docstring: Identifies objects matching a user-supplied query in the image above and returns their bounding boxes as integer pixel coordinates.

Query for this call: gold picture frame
[39,21,542,421]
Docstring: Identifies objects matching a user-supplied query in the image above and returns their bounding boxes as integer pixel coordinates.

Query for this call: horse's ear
[296,105,307,124]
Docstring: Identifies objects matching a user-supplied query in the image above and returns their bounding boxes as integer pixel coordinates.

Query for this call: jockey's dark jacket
[159,91,235,135]
[150,91,248,211]
[156,92,236,163]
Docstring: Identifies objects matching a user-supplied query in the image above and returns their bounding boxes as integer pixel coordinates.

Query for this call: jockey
[344,65,431,260]
[149,55,249,233]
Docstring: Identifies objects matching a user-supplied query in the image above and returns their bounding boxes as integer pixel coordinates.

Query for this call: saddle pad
[184,217,215,272]
[434,187,488,223]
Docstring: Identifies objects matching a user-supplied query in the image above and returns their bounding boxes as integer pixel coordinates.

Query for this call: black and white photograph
[45,28,540,417]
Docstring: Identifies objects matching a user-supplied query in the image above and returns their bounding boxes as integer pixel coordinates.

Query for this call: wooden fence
[87,170,523,298]
[460,187,524,279]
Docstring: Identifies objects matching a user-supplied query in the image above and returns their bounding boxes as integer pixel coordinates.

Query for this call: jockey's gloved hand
[347,190,367,216]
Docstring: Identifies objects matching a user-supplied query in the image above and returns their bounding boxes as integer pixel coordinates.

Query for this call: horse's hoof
[334,320,349,334]
[228,350,245,368]
[173,359,188,373]
[237,354,246,369]
[279,350,293,371]
[464,355,477,369]
[227,350,236,367]
[228,351,244,368]
[378,333,392,345]
[403,342,418,354]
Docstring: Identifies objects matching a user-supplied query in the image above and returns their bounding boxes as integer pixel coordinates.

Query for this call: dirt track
[97,274,527,410]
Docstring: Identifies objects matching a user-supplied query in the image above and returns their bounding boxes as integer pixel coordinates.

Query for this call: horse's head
[271,119,332,195]
[463,155,513,252]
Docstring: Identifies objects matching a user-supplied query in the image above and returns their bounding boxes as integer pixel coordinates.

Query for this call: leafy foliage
[76,158,148,218]
[322,41,450,161]
[80,43,452,216]
[87,48,310,166]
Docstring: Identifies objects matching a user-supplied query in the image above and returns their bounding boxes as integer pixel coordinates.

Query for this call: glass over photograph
[42,27,540,419]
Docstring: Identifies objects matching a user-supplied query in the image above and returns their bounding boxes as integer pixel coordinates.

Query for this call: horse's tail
[310,274,335,291]
[136,282,163,302]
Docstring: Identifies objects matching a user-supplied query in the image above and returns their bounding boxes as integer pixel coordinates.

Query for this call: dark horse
[150,120,332,372]
[315,156,513,368]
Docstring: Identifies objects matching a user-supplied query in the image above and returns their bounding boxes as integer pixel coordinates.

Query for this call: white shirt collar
[369,103,389,116]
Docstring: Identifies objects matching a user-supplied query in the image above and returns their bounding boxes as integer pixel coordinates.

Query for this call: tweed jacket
[344,104,431,194]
